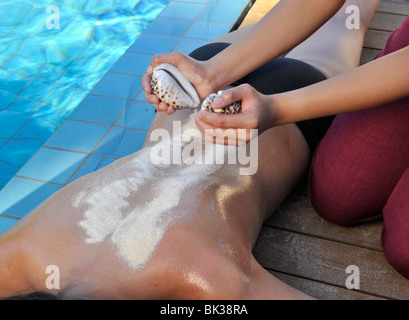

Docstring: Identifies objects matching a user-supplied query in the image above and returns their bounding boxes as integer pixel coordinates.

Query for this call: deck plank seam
[260,224,385,253]
[267,268,393,300]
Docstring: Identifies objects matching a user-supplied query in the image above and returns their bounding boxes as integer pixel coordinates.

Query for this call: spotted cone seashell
[201,91,242,114]
[150,63,200,110]
[150,63,242,114]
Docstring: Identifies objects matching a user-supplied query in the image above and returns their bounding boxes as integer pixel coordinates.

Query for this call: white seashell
[201,91,242,114]
[150,63,200,110]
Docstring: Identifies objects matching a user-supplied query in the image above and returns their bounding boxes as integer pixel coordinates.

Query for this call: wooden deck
[243,0,409,300]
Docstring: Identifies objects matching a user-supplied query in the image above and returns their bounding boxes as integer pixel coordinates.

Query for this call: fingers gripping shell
[201,92,242,114]
[150,63,200,110]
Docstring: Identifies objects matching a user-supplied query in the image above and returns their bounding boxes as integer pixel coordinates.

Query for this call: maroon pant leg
[382,167,409,279]
[309,98,409,225]
[309,16,409,226]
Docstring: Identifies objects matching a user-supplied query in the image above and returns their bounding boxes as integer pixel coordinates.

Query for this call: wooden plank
[271,271,385,300]
[369,11,407,31]
[360,47,381,65]
[240,0,278,28]
[363,29,391,49]
[265,193,384,251]
[377,0,409,16]
[254,227,409,300]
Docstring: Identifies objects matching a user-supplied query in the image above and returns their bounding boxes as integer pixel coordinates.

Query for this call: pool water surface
[0,0,169,190]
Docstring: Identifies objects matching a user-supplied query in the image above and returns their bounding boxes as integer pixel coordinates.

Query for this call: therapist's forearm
[273,46,409,126]
[206,0,345,90]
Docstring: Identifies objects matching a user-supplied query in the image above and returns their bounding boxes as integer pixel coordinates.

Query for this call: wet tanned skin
[0,108,311,299]
[0,0,379,300]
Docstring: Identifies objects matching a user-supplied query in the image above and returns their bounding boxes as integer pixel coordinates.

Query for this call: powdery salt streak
[76,114,237,270]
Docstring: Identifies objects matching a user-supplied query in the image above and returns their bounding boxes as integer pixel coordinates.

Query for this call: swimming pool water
[0,0,169,190]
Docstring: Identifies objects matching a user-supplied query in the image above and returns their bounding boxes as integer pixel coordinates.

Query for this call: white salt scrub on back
[76,114,237,270]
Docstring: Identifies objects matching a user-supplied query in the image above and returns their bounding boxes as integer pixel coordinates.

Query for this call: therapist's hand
[195,84,277,145]
[142,51,216,115]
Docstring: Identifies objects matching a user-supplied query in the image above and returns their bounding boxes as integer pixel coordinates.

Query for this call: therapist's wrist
[204,58,234,93]
[270,91,304,127]
[267,94,287,128]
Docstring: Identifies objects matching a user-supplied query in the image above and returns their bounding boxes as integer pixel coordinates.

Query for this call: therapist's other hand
[195,84,277,145]
[142,51,216,115]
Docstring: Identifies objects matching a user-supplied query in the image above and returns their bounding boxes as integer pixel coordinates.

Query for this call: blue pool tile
[32,103,63,129]
[20,6,53,33]
[20,77,55,100]
[0,36,24,57]
[15,38,47,66]
[110,52,153,76]
[0,177,62,218]
[94,126,146,159]
[68,95,131,124]
[38,64,70,83]
[57,107,77,128]
[66,57,99,78]
[173,38,209,55]
[18,147,88,184]
[116,101,155,130]
[0,70,27,95]
[42,83,76,108]
[91,72,142,100]
[0,110,30,139]
[46,33,91,62]
[0,140,44,167]
[185,20,231,40]
[128,34,179,55]
[0,162,19,187]
[199,5,244,23]
[0,216,19,234]
[0,89,17,109]
[135,87,154,102]
[7,96,41,115]
[0,139,6,149]
[70,154,116,182]
[0,3,30,32]
[2,55,43,76]
[45,120,110,153]
[160,2,205,19]
[146,17,193,37]
[14,117,55,142]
